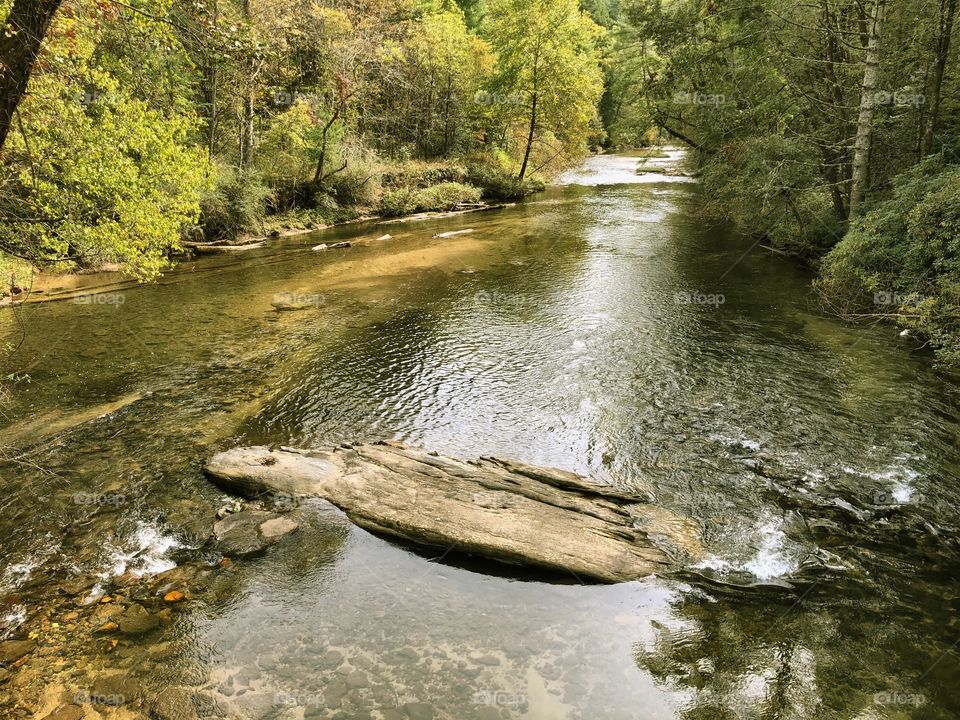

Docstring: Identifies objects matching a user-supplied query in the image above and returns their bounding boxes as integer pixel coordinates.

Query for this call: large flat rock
[204,442,702,583]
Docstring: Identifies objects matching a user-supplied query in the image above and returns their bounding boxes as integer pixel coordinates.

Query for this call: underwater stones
[259,516,298,539]
[90,672,141,703]
[40,705,84,720]
[0,639,36,664]
[118,603,160,635]
[321,649,344,669]
[151,687,200,720]
[345,670,369,689]
[212,510,299,556]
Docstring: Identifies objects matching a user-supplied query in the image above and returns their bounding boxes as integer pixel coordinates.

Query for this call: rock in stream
[204,442,702,582]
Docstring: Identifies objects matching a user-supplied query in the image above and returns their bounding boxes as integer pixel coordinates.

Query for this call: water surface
[1,151,958,719]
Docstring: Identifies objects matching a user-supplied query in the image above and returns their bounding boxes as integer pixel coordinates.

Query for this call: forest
[1,0,959,363]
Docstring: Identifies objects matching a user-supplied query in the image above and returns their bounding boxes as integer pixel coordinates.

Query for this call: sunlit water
[1,151,959,719]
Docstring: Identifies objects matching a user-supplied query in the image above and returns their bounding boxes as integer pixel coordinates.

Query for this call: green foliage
[380,182,482,216]
[379,188,420,217]
[466,161,544,199]
[198,167,272,241]
[485,0,606,174]
[818,161,960,364]
[415,182,482,211]
[318,147,383,207]
[699,137,843,259]
[382,163,469,189]
[0,93,210,279]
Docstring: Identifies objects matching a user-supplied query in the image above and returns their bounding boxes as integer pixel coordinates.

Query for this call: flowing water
[1,150,959,719]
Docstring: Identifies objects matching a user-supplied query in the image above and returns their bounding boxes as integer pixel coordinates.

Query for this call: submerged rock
[204,442,702,583]
[151,687,200,720]
[0,639,36,665]
[41,705,84,720]
[212,510,299,556]
[118,603,159,635]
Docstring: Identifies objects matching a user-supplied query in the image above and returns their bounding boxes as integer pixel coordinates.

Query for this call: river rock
[91,672,141,703]
[118,603,160,635]
[41,705,84,720]
[204,442,702,583]
[212,510,299,556]
[151,687,200,720]
[0,639,35,664]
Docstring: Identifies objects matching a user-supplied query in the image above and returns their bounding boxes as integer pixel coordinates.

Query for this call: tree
[848,0,886,218]
[485,0,605,179]
[0,0,63,153]
[920,0,958,156]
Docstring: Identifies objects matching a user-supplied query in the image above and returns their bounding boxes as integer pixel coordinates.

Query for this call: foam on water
[694,514,802,582]
[105,522,182,578]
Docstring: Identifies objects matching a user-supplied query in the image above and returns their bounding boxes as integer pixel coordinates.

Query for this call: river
[1,151,958,719]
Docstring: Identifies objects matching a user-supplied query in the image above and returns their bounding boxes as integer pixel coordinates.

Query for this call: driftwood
[204,442,702,583]
[184,241,266,254]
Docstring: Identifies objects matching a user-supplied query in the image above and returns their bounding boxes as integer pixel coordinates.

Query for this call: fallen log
[184,241,266,254]
[204,442,702,583]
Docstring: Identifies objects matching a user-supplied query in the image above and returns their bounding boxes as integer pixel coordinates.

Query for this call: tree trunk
[0,0,63,154]
[921,0,957,156]
[848,0,886,219]
[821,0,849,218]
[239,0,255,168]
[518,92,537,180]
[313,107,341,183]
[206,0,219,158]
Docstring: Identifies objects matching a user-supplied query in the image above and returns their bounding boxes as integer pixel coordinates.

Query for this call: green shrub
[199,167,272,240]
[380,188,419,217]
[699,137,843,260]
[414,182,481,211]
[381,162,468,189]
[817,160,960,366]
[465,163,544,200]
[320,158,383,207]
[379,182,482,216]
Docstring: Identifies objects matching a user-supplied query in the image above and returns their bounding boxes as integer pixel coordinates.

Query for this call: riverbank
[0,202,516,309]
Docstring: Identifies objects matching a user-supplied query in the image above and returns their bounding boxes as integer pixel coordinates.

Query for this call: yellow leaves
[309,4,353,35]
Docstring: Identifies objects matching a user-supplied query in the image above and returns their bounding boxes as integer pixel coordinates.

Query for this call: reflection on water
[1,151,959,719]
